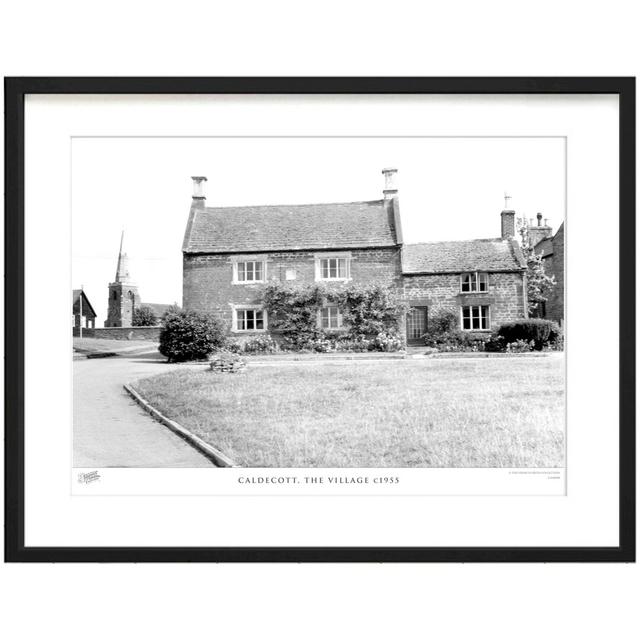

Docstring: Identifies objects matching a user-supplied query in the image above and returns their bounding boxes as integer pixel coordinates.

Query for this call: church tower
[105,231,141,327]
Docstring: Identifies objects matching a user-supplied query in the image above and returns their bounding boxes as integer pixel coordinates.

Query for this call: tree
[132,305,158,326]
[517,218,556,316]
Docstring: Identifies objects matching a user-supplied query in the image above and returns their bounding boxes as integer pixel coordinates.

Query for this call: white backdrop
[25,93,615,548]
[1,1,639,639]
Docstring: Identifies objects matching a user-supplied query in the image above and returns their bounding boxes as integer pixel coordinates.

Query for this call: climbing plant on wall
[262,281,406,350]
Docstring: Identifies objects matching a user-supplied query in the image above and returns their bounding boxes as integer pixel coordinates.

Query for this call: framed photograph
[4,77,635,562]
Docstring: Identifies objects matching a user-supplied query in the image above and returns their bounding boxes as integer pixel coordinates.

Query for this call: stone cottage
[182,170,529,345]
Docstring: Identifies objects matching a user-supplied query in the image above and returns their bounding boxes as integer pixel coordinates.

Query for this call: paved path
[73,352,213,468]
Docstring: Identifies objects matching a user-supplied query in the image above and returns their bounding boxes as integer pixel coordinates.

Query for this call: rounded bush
[496,319,561,351]
[159,310,227,362]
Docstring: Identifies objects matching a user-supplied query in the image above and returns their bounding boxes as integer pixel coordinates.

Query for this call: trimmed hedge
[159,310,227,362]
[496,319,561,351]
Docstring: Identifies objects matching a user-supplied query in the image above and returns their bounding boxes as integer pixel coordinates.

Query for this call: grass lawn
[74,337,157,354]
[133,355,565,468]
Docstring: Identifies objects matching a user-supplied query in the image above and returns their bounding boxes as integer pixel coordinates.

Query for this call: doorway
[406,306,428,345]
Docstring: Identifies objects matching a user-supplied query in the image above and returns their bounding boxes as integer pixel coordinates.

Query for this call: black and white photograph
[72,136,566,472]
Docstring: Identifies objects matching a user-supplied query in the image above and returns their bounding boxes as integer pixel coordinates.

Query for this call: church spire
[115,230,133,283]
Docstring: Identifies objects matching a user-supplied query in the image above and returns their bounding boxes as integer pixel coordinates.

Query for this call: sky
[72,137,565,324]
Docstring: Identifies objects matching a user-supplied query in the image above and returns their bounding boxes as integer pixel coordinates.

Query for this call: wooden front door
[406,307,428,344]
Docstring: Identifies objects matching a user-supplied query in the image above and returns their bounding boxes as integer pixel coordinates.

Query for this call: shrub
[224,339,243,354]
[548,332,564,351]
[484,334,506,352]
[423,308,487,352]
[158,310,227,362]
[309,336,335,353]
[497,319,561,351]
[426,308,459,335]
[424,331,487,352]
[243,334,277,354]
[370,330,405,352]
[132,305,157,326]
[335,335,371,352]
[506,339,535,353]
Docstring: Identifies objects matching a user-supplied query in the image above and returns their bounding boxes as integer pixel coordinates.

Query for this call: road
[73,352,213,467]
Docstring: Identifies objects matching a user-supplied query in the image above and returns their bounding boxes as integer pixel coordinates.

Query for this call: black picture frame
[4,77,635,563]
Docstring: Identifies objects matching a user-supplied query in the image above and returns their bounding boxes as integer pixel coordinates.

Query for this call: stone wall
[73,326,161,341]
[183,246,404,332]
[183,247,528,338]
[403,270,527,331]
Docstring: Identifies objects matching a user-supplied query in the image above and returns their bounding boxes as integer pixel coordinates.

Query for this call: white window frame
[232,257,267,284]
[460,305,491,331]
[317,305,343,330]
[460,271,489,293]
[231,305,268,333]
[314,252,352,282]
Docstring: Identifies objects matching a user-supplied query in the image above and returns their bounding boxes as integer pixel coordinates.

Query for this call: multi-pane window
[320,306,342,329]
[319,257,349,280]
[460,272,488,293]
[461,305,490,331]
[236,308,265,331]
[236,260,265,282]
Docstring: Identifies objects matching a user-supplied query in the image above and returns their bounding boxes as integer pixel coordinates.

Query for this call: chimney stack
[527,212,553,248]
[191,176,207,200]
[382,168,398,199]
[501,208,516,239]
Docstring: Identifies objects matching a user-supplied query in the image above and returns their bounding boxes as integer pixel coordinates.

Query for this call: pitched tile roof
[534,237,554,258]
[402,238,526,274]
[72,289,97,317]
[183,200,399,253]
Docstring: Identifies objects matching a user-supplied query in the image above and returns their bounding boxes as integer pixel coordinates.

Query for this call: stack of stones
[209,352,247,374]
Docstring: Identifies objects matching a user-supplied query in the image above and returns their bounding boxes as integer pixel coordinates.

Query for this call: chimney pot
[191,176,207,199]
[382,167,398,199]
[536,212,543,226]
[544,218,549,226]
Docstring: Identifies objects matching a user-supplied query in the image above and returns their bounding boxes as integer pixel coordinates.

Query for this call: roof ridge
[202,199,384,211]
[405,237,505,247]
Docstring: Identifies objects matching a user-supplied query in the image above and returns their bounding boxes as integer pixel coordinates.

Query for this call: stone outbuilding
[72,289,97,336]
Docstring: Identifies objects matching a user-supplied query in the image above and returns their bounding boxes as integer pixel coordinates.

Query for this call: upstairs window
[320,306,343,329]
[461,271,488,293]
[320,257,348,279]
[234,260,265,283]
[315,254,351,281]
[461,305,490,331]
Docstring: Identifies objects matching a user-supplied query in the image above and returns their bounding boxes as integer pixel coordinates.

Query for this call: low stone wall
[73,326,161,341]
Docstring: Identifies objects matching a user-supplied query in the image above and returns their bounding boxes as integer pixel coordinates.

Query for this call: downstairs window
[461,305,490,331]
[235,308,266,331]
